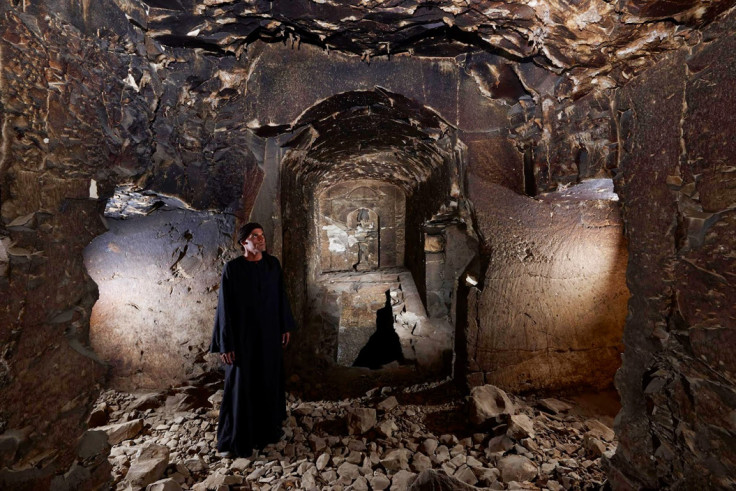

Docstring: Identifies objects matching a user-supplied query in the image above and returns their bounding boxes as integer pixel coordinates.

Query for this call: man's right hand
[220,352,235,365]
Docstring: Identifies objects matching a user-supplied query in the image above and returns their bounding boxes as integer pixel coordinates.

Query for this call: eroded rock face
[84,205,233,389]
[609,9,736,489]
[0,4,259,486]
[0,9,153,487]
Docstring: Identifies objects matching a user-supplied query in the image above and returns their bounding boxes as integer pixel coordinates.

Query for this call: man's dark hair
[237,222,264,244]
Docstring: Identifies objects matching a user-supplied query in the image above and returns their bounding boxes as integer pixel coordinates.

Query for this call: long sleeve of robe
[210,253,296,456]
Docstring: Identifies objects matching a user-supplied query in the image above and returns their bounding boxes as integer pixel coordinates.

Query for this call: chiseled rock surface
[95,379,615,490]
[465,179,629,393]
[610,8,736,489]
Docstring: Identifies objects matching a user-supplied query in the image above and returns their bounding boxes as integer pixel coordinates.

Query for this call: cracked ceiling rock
[136,0,736,99]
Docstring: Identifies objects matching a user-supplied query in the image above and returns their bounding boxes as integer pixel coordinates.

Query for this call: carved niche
[318,180,405,273]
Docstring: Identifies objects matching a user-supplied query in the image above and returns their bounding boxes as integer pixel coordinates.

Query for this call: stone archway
[274,88,474,379]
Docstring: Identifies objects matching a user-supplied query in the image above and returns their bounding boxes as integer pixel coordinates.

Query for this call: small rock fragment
[537,398,572,415]
[377,396,399,412]
[497,454,538,483]
[124,444,170,489]
[98,419,144,445]
[147,477,182,491]
[391,469,417,490]
[506,414,535,439]
[407,469,478,490]
[583,433,606,457]
[346,408,377,435]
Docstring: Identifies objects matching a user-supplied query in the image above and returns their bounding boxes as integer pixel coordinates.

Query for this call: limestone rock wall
[521,91,619,194]
[83,208,234,390]
[0,4,263,486]
[508,61,620,195]
[144,53,264,218]
[0,7,155,486]
[464,180,629,392]
[610,9,736,489]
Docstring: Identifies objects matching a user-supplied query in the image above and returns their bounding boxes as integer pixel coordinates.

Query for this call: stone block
[468,385,515,425]
[497,455,538,483]
[346,408,377,435]
[124,444,170,490]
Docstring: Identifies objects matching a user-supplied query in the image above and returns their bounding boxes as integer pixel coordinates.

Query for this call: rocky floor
[90,373,618,491]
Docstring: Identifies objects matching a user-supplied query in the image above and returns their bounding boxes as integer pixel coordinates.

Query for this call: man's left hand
[282,332,290,348]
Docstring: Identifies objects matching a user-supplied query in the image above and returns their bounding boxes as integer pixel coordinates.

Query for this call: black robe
[210,253,296,456]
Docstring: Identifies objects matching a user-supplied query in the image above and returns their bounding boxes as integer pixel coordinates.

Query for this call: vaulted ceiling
[280,88,456,193]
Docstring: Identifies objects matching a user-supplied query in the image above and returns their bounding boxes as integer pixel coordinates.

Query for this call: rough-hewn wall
[0,7,154,487]
[610,9,736,489]
[523,91,619,193]
[464,179,629,392]
[458,62,630,392]
[84,209,233,390]
[509,60,620,195]
[0,3,263,486]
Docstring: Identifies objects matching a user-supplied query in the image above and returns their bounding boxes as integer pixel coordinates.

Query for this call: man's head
[238,222,266,256]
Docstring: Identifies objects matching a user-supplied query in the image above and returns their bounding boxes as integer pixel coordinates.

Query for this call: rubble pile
[87,378,616,490]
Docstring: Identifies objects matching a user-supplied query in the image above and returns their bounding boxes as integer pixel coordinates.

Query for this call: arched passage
[273,88,478,380]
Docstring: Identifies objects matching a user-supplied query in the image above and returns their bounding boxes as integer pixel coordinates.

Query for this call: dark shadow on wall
[353,290,405,369]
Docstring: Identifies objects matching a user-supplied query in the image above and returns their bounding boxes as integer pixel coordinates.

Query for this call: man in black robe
[210,222,296,457]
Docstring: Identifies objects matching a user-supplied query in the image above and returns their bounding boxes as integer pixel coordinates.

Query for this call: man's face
[242,228,266,255]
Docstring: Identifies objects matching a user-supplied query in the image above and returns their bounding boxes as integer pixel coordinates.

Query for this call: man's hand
[282,332,290,348]
[220,351,235,365]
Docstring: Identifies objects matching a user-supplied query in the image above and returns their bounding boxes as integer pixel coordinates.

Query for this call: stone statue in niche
[347,207,379,271]
[318,180,404,273]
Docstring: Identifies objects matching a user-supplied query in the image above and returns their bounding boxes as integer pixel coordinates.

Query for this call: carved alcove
[278,90,465,377]
[317,180,405,273]
[314,180,409,367]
